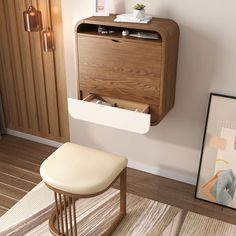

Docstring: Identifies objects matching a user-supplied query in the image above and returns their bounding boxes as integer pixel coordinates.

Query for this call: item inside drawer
[83,94,149,114]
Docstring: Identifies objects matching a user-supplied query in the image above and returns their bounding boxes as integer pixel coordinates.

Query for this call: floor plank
[0,172,35,191]
[0,207,7,217]
[0,194,17,210]
[0,153,41,173]
[0,182,26,200]
[0,161,41,184]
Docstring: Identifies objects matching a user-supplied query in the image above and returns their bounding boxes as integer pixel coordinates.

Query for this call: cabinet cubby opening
[77,23,162,42]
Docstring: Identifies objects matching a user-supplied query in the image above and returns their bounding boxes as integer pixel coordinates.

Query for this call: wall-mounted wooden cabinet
[76,15,179,128]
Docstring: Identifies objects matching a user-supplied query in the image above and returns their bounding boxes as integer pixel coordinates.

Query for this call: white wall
[60,0,236,184]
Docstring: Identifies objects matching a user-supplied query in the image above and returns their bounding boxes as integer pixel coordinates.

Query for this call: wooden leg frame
[48,168,127,236]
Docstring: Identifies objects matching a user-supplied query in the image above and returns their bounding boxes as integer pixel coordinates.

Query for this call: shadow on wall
[176,24,220,119]
[155,6,222,121]
[146,23,222,149]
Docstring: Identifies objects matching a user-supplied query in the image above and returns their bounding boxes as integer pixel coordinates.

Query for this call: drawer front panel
[68,98,151,134]
[78,35,162,104]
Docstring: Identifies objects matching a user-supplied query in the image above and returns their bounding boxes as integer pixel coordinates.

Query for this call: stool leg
[49,193,65,236]
[54,192,61,234]
[72,198,78,235]
[101,168,127,236]
[120,168,127,216]
[59,194,65,235]
[68,197,74,235]
[48,168,127,236]
[63,195,69,236]
[49,194,78,236]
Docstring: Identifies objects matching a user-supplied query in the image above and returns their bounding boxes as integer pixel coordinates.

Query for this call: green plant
[133,3,145,10]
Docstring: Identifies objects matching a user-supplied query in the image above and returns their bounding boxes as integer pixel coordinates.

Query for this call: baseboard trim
[128,160,196,185]
[6,129,195,185]
[6,129,63,148]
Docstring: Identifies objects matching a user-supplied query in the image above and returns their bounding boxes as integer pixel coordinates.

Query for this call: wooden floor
[0,135,55,216]
[0,135,236,225]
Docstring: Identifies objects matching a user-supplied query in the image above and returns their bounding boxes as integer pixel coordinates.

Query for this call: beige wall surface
[61,0,236,184]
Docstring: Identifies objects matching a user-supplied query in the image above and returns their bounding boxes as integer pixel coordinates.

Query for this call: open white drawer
[68,94,151,134]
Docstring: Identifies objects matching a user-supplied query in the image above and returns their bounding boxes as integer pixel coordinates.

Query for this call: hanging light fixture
[42,0,55,52]
[42,27,55,52]
[23,1,42,32]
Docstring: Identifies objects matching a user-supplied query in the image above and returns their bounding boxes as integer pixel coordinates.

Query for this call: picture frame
[195,93,236,210]
[93,0,109,16]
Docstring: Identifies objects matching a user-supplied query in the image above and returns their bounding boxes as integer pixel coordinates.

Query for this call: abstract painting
[195,93,236,209]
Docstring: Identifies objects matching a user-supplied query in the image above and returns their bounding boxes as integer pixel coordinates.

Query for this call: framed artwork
[195,93,236,210]
[93,0,109,16]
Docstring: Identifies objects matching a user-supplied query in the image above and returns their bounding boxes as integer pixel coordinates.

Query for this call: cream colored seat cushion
[40,143,128,195]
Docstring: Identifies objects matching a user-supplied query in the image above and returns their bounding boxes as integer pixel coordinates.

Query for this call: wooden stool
[40,142,128,236]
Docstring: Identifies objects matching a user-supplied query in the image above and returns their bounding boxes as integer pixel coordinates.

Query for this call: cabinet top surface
[79,14,179,40]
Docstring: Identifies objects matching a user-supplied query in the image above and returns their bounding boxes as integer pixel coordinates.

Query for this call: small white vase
[133,9,145,19]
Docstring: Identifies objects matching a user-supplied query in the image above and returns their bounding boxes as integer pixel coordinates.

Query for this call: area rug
[179,211,236,236]
[0,182,182,236]
[27,190,182,236]
[1,182,236,236]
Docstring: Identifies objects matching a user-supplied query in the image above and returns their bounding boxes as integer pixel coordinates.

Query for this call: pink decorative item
[93,0,109,16]
[209,136,227,150]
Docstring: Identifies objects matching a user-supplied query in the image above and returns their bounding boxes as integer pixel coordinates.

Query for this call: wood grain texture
[0,182,26,200]
[0,0,19,129]
[0,207,7,217]
[0,135,56,216]
[38,0,60,137]
[0,161,41,184]
[0,172,35,192]
[4,0,29,130]
[28,0,49,135]
[77,15,179,125]
[78,35,161,104]
[51,0,70,141]
[0,0,69,142]
[0,194,17,209]
[14,0,40,132]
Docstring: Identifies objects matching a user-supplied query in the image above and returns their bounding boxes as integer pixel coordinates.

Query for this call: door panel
[78,35,162,104]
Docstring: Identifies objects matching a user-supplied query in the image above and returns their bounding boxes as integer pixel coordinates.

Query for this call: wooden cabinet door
[78,35,162,104]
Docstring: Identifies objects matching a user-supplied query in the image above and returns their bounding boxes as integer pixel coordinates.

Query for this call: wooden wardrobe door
[0,0,69,142]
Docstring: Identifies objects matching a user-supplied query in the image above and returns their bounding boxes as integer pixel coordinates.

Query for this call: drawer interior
[83,94,149,114]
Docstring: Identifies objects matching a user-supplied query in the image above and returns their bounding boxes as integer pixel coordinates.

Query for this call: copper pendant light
[42,0,55,52]
[42,27,55,52]
[23,3,42,32]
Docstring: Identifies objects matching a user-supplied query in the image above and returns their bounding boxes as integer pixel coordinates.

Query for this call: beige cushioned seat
[40,143,128,195]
